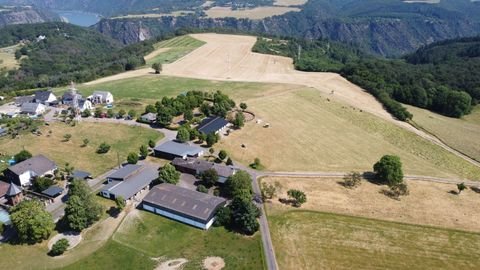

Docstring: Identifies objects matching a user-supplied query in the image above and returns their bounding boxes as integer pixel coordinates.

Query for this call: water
[55,10,101,27]
[0,209,10,225]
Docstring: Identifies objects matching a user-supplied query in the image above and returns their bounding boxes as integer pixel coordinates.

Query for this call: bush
[49,238,69,256]
[127,152,138,164]
[97,142,111,154]
[14,149,32,163]
[197,184,208,193]
[287,189,307,207]
[343,171,362,188]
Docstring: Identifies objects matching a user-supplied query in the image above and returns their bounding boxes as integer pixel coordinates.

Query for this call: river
[55,10,101,27]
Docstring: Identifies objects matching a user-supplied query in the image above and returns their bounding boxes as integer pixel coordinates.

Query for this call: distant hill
[0,6,57,27]
[0,22,159,93]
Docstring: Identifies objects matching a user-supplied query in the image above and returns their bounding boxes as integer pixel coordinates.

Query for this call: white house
[89,91,114,104]
[78,99,93,112]
[5,155,57,186]
[20,103,46,115]
[34,90,57,105]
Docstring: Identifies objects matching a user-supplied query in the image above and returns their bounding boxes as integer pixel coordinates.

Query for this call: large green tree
[10,200,55,243]
[230,198,261,235]
[176,127,190,143]
[373,155,404,187]
[200,169,219,187]
[158,163,180,185]
[14,149,32,163]
[225,170,253,199]
[65,180,103,231]
[287,189,307,207]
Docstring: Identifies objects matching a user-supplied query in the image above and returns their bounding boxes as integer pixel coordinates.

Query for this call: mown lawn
[64,210,265,270]
[146,35,206,65]
[268,209,480,270]
[407,104,480,162]
[0,122,162,176]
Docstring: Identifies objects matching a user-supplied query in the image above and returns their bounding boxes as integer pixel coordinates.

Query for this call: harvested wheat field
[205,6,301,19]
[263,177,480,232]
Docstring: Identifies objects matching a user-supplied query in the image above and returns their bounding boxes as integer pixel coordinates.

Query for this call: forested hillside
[0,22,161,93]
[0,6,56,27]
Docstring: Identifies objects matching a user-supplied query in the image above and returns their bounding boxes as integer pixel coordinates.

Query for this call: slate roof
[107,164,143,181]
[141,113,157,121]
[8,155,57,176]
[0,181,10,198]
[154,141,204,157]
[14,95,34,105]
[197,116,229,134]
[212,163,236,181]
[41,186,64,198]
[102,165,158,199]
[6,182,22,196]
[72,170,91,180]
[92,91,112,98]
[143,184,226,222]
[34,90,54,102]
[21,103,44,114]
[62,89,79,100]
[172,157,236,181]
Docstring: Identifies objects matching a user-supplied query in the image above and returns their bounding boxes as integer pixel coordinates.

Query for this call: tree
[206,133,217,147]
[176,127,190,143]
[145,104,156,114]
[184,110,194,121]
[200,169,219,187]
[152,62,162,74]
[240,102,248,111]
[10,200,55,243]
[209,147,215,155]
[81,109,91,117]
[65,180,103,231]
[49,238,69,256]
[198,133,207,143]
[94,107,103,118]
[127,152,138,164]
[63,134,72,142]
[214,206,232,227]
[226,157,233,166]
[373,155,404,187]
[107,109,114,118]
[115,196,126,211]
[261,182,277,200]
[343,171,362,188]
[197,184,208,193]
[251,158,262,169]
[457,182,467,194]
[97,142,111,154]
[82,138,89,147]
[158,163,180,185]
[218,150,227,161]
[64,162,74,178]
[128,109,136,118]
[148,139,155,148]
[157,106,173,127]
[139,145,149,159]
[32,177,54,193]
[233,112,245,128]
[231,198,260,235]
[14,149,32,163]
[118,109,126,118]
[287,189,307,207]
[225,170,253,199]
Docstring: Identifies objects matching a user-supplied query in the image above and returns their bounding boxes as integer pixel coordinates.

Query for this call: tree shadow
[470,186,480,193]
[448,190,459,195]
[379,189,401,201]
[107,206,120,218]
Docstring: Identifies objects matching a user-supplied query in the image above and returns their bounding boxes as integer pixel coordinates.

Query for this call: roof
[14,95,34,105]
[103,165,158,199]
[63,90,81,101]
[154,141,204,157]
[8,154,57,176]
[41,186,64,197]
[34,90,54,102]
[197,116,229,134]
[172,157,236,181]
[141,113,157,121]
[143,184,226,222]
[6,182,22,196]
[107,164,143,181]
[212,163,236,181]
[21,103,45,114]
[0,181,10,197]
[92,91,112,97]
[72,170,91,179]
[78,99,90,108]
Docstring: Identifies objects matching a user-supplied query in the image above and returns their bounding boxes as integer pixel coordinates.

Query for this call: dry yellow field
[274,0,308,6]
[205,6,300,19]
[0,122,162,176]
[218,89,480,180]
[263,177,480,232]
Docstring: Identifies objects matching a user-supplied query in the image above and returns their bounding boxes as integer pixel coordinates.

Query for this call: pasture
[63,210,265,269]
[0,122,162,176]
[0,44,19,70]
[262,177,480,232]
[145,35,205,66]
[407,104,480,162]
[267,210,480,270]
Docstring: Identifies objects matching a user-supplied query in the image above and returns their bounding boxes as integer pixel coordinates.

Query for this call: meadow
[0,44,19,70]
[267,209,480,270]
[145,36,205,66]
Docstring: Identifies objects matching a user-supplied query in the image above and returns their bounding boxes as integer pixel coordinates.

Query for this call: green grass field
[63,210,265,270]
[0,44,19,70]
[0,122,162,176]
[407,104,480,162]
[267,209,480,270]
[146,36,205,66]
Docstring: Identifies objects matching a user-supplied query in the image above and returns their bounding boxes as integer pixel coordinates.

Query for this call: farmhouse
[89,91,114,104]
[20,102,46,115]
[142,183,227,230]
[140,112,157,123]
[172,157,236,183]
[78,99,93,112]
[34,90,57,105]
[14,95,34,106]
[62,86,83,105]
[154,141,204,160]
[4,155,57,186]
[100,164,157,201]
[197,116,229,135]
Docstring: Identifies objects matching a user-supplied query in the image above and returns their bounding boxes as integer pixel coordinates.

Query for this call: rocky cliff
[0,6,57,27]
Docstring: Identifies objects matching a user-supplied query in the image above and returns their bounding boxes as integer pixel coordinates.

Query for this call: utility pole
[117,151,121,169]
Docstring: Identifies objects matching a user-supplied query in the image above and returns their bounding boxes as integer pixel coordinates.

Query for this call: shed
[70,170,92,180]
[197,116,229,135]
[41,186,64,198]
[154,141,204,160]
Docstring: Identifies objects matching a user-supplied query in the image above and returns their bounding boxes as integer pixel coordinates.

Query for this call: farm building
[41,186,64,198]
[197,116,229,135]
[172,157,236,183]
[142,183,227,230]
[140,113,157,123]
[0,181,23,206]
[34,90,57,105]
[70,170,92,180]
[4,155,57,186]
[89,91,114,104]
[154,141,204,160]
[14,95,34,106]
[62,85,83,105]
[20,103,46,115]
[100,164,157,201]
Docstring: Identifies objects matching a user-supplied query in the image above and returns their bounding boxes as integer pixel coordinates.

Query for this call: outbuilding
[142,183,227,230]
[34,90,57,105]
[197,116,229,135]
[20,103,46,115]
[154,141,204,160]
